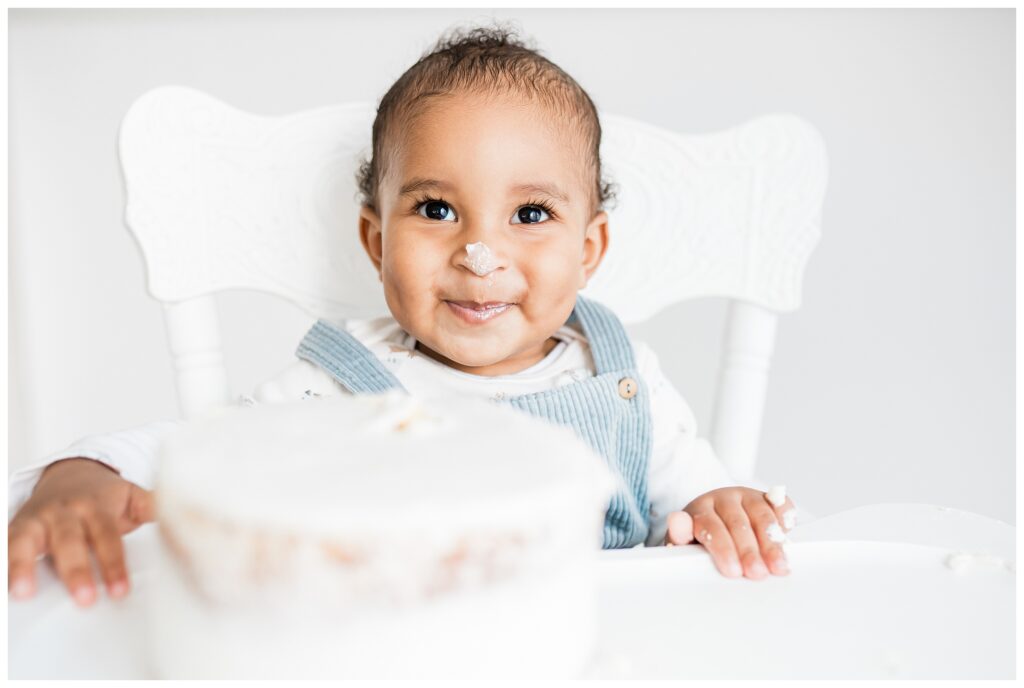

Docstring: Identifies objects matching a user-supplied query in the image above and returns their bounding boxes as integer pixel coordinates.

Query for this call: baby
[7,22,797,607]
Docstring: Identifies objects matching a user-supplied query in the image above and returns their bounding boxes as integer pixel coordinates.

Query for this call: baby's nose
[464,242,498,276]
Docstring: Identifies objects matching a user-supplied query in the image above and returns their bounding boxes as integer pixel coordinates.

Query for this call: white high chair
[118,85,828,487]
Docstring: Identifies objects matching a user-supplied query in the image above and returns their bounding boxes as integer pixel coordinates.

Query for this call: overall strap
[570,295,636,374]
[295,320,406,394]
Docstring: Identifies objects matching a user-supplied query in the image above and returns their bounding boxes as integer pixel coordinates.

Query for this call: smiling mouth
[444,300,516,324]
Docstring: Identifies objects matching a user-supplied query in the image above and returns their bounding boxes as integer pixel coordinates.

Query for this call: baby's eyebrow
[513,183,571,205]
[398,177,571,205]
[399,177,450,197]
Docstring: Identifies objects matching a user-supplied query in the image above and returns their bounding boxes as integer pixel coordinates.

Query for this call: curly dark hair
[355,20,618,217]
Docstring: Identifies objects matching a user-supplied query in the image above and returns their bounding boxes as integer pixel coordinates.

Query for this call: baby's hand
[8,458,155,606]
[663,486,796,580]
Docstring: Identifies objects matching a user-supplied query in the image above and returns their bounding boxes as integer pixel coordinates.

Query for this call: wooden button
[618,377,638,399]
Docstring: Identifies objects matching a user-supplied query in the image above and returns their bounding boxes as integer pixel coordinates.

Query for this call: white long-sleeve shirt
[8,316,736,546]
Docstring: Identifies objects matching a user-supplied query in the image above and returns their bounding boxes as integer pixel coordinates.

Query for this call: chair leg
[709,299,779,484]
[162,296,230,419]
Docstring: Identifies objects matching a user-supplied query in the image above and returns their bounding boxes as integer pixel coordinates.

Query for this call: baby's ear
[579,210,609,288]
[358,205,384,280]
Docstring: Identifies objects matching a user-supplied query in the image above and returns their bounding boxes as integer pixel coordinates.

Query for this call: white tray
[8,504,1016,679]
[584,539,1014,679]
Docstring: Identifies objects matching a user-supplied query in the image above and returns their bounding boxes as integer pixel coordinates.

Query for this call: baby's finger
[745,494,790,576]
[691,509,742,578]
[119,484,156,533]
[716,501,770,580]
[665,511,694,545]
[83,512,129,599]
[46,509,98,607]
[8,518,46,599]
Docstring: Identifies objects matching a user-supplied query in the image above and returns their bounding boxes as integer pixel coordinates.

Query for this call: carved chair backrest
[119,86,828,481]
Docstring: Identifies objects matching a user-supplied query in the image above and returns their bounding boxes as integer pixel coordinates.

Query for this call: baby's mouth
[443,300,516,324]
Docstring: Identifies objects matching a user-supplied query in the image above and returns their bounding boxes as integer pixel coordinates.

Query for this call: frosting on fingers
[766,522,788,544]
[765,485,787,508]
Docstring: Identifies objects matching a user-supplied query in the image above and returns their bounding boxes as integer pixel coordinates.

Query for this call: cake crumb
[944,550,1014,574]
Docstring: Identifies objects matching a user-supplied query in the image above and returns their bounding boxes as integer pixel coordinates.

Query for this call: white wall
[9,9,1015,524]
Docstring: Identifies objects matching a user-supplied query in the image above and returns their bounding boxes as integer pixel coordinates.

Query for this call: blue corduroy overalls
[294,295,652,549]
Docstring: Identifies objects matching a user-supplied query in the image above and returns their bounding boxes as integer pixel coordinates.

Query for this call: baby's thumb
[665,511,694,545]
[124,484,157,530]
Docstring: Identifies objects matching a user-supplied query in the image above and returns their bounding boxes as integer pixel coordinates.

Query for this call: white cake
[146,392,616,679]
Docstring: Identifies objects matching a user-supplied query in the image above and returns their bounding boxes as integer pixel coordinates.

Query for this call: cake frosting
[944,550,1015,575]
[766,484,787,507]
[146,392,616,679]
[765,522,788,544]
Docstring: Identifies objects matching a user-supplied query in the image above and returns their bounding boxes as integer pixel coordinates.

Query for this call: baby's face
[359,92,608,376]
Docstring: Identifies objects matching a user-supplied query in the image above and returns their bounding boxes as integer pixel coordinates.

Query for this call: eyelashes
[410,194,558,224]
[521,198,558,218]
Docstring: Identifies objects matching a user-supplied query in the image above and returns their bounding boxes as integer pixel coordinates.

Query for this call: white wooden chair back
[118,85,828,482]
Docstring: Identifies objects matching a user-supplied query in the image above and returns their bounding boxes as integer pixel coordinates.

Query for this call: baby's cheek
[380,269,426,335]
[527,245,584,296]
[519,255,580,327]
[383,241,437,297]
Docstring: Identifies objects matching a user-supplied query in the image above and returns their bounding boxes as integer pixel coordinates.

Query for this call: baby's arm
[8,420,182,522]
[635,341,735,547]
[646,435,736,547]
[9,360,339,517]
[8,358,343,606]
[634,342,796,578]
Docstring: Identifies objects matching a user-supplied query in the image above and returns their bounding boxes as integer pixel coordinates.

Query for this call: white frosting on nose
[465,242,498,276]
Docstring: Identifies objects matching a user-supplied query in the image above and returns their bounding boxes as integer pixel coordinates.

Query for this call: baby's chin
[414,331,554,376]
[416,338,512,369]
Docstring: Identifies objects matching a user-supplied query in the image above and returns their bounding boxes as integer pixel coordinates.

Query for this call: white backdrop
[8,9,1015,524]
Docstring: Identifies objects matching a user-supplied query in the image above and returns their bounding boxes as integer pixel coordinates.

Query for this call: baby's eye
[416,199,457,222]
[510,205,552,225]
